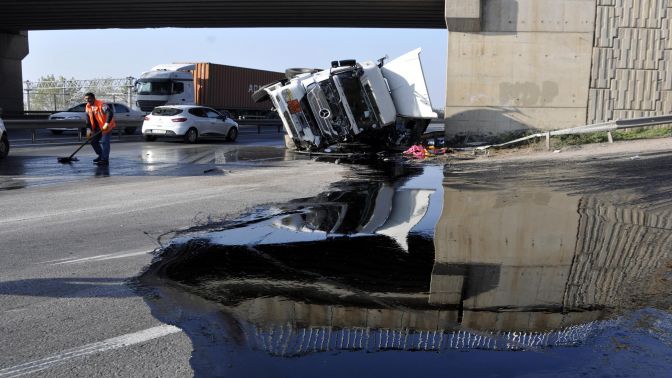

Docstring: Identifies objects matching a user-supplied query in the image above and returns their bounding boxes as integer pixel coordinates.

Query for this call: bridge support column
[444,0,596,140]
[0,31,28,114]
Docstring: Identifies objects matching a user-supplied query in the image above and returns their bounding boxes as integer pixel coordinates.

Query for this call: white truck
[134,63,196,112]
[252,48,437,153]
[135,63,285,117]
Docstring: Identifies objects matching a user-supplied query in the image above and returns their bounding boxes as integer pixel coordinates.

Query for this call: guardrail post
[31,129,36,144]
[607,131,613,143]
[545,132,551,150]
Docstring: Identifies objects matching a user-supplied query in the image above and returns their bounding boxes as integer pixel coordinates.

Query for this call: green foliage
[613,126,672,140]
[554,126,672,148]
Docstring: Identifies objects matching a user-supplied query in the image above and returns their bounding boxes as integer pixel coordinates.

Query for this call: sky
[21,27,448,108]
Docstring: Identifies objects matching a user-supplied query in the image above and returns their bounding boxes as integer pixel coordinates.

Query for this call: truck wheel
[184,128,198,144]
[226,127,238,142]
[124,127,137,135]
[285,68,320,80]
[251,79,286,103]
[144,135,157,142]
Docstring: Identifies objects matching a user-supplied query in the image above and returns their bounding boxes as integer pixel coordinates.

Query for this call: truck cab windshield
[136,80,173,95]
[335,74,379,130]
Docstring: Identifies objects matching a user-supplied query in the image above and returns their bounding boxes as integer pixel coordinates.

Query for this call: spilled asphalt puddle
[134,155,672,377]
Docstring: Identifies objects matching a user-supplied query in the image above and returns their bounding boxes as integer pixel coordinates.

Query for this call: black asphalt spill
[0,146,299,190]
[136,155,672,377]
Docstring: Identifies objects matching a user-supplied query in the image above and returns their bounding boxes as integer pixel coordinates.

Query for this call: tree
[25,75,82,111]
[25,76,136,111]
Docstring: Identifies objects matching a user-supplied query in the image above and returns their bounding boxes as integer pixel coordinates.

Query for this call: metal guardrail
[478,114,672,151]
[4,119,140,143]
[4,118,284,143]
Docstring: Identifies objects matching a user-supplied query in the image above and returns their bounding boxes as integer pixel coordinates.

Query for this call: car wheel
[144,135,157,142]
[184,128,198,144]
[50,130,64,135]
[0,135,9,159]
[226,127,238,142]
[124,127,137,135]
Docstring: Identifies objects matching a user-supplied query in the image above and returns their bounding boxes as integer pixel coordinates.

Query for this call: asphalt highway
[0,130,346,377]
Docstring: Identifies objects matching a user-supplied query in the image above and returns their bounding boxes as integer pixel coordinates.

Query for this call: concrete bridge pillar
[0,31,28,114]
[445,0,672,141]
[445,0,596,140]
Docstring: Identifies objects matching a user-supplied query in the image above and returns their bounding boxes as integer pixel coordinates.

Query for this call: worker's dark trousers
[91,132,111,160]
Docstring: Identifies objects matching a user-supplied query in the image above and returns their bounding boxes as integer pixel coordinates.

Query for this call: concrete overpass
[2,0,671,139]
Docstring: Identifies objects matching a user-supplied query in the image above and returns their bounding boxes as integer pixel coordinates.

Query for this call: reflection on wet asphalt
[0,146,299,190]
[136,155,672,377]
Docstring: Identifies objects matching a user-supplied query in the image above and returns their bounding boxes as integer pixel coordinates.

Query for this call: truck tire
[285,68,320,80]
[251,79,287,103]
[144,135,157,142]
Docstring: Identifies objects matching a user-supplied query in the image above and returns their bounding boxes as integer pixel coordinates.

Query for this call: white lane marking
[0,325,181,378]
[46,250,152,265]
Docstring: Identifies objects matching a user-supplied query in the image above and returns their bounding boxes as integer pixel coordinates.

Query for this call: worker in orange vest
[84,92,116,166]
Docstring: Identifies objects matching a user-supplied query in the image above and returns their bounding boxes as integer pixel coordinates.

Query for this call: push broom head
[57,156,79,163]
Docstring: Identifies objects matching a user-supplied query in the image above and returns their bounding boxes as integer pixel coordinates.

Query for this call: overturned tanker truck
[252,48,437,154]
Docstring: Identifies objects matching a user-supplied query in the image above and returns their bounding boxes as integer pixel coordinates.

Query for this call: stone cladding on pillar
[589,0,672,122]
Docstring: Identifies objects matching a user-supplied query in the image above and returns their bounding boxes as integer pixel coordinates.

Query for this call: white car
[48,102,145,135]
[0,116,8,159]
[142,105,239,143]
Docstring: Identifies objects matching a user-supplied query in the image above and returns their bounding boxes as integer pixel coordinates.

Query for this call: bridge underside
[0,0,448,31]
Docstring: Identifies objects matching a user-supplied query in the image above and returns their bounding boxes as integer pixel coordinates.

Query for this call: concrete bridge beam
[445,0,482,32]
[0,31,28,114]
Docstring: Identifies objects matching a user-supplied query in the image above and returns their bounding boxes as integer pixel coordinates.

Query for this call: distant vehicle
[47,102,145,135]
[0,116,8,159]
[134,63,285,119]
[141,105,239,144]
[252,48,437,154]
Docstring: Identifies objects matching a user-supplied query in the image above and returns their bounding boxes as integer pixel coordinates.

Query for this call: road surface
[0,131,346,377]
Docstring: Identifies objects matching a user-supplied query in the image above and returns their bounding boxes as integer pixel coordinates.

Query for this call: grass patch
[613,126,672,140]
[555,126,672,147]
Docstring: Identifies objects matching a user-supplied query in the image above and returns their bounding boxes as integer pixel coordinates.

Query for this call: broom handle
[67,129,103,159]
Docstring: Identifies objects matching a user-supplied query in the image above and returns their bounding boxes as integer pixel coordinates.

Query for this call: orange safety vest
[85,99,116,134]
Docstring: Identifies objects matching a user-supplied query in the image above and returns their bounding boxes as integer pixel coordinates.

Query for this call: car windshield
[152,107,183,116]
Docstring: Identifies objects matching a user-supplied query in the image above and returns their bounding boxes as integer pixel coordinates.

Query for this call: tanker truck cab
[135,63,195,112]
[256,48,436,153]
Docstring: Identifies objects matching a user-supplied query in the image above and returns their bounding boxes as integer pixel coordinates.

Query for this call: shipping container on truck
[192,63,286,118]
[135,63,285,119]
